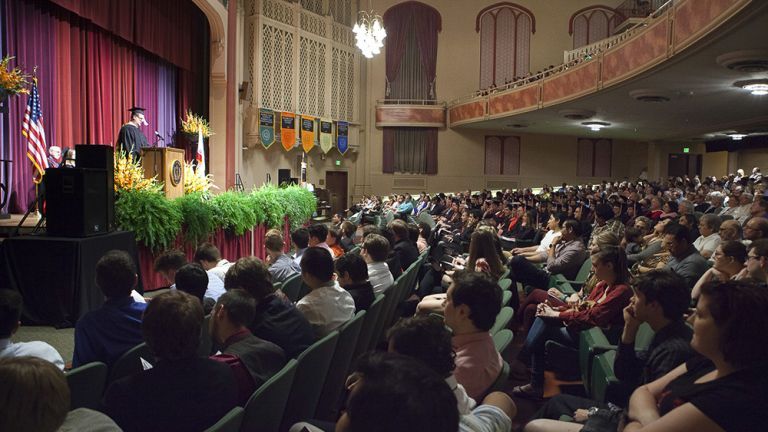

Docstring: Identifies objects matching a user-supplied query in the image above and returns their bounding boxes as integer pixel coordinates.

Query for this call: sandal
[511,383,543,400]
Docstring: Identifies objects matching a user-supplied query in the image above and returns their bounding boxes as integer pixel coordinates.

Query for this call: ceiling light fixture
[582,121,610,131]
[728,133,747,140]
[734,79,768,96]
[353,8,386,59]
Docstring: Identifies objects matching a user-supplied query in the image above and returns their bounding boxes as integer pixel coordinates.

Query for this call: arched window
[476,3,535,89]
[570,6,622,49]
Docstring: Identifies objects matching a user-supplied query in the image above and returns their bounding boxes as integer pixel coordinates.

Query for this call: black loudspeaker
[75,145,114,230]
[278,169,291,186]
[45,168,110,237]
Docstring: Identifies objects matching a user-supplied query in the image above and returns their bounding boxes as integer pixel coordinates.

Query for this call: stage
[0,213,45,237]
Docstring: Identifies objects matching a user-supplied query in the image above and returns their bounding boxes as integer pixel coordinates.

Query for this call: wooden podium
[141,148,185,199]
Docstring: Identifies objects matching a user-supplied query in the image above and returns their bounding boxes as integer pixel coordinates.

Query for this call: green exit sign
[335,160,341,166]
[683,147,690,153]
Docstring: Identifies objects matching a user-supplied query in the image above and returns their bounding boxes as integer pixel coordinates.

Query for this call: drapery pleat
[2,0,208,213]
[389,25,429,101]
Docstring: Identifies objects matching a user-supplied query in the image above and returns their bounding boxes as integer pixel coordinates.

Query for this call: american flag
[22,79,48,183]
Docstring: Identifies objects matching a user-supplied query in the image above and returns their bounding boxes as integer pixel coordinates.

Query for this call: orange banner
[280,112,295,151]
[300,115,316,153]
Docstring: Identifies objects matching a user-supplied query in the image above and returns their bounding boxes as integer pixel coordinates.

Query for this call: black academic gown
[117,124,148,160]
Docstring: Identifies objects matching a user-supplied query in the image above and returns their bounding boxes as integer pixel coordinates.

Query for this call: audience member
[743,216,768,242]
[73,250,146,368]
[0,356,120,432]
[389,219,420,269]
[209,289,287,404]
[718,218,742,241]
[155,249,226,301]
[297,247,355,337]
[225,257,315,358]
[265,228,301,283]
[379,226,404,279]
[444,270,503,400]
[511,212,563,264]
[104,290,238,431]
[308,224,333,256]
[693,214,721,259]
[741,238,768,283]
[662,223,710,291]
[291,227,310,266]
[691,241,747,301]
[528,270,693,425]
[361,233,395,295]
[588,203,625,249]
[175,263,215,314]
[340,221,357,251]
[194,242,233,286]
[334,253,375,311]
[0,290,63,369]
[326,228,346,258]
[417,222,431,253]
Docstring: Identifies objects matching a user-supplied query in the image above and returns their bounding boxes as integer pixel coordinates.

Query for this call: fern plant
[115,189,182,251]
[210,191,258,235]
[175,192,216,245]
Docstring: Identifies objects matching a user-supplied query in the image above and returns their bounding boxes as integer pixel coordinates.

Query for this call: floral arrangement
[180,110,213,138]
[183,161,218,195]
[0,57,30,95]
[113,151,162,193]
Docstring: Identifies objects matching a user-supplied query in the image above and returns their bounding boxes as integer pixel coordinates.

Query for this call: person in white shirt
[296,247,355,338]
[194,242,233,285]
[693,214,722,259]
[0,290,65,370]
[155,250,226,301]
[291,227,310,267]
[361,233,395,295]
[511,213,564,264]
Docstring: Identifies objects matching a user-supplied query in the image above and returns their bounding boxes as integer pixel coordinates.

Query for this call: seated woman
[691,241,746,302]
[516,231,619,332]
[627,218,669,265]
[416,229,506,315]
[524,280,768,432]
[512,247,632,399]
[326,228,345,259]
[507,210,537,242]
[693,214,721,259]
[659,200,679,220]
[512,213,565,264]
[416,222,431,253]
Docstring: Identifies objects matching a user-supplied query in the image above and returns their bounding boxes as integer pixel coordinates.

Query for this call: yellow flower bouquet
[180,110,213,138]
[0,57,30,96]
[113,151,162,193]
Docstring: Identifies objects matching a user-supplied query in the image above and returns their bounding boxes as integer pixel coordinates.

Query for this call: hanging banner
[319,119,334,153]
[301,115,316,153]
[280,112,296,151]
[259,109,275,148]
[336,121,349,155]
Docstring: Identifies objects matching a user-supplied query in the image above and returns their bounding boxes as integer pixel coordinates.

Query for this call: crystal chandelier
[353,10,386,59]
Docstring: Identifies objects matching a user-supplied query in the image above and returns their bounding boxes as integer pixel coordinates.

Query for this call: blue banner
[259,109,275,148]
[337,121,349,155]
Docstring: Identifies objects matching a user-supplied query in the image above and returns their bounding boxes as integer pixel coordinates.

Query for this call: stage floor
[0,214,45,236]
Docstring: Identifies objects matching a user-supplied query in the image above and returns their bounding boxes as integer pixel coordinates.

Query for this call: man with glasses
[743,217,768,243]
[117,106,149,161]
[740,239,768,284]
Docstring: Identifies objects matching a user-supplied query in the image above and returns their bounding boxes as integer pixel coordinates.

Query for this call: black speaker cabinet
[45,168,111,237]
[75,145,114,230]
[278,169,291,186]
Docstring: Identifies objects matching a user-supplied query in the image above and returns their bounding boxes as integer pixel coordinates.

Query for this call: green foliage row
[114,185,316,250]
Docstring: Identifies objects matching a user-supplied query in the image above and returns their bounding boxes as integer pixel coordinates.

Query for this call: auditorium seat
[493,329,514,353]
[351,294,384,369]
[490,306,514,335]
[280,274,303,303]
[204,407,244,432]
[108,342,155,385]
[242,359,298,432]
[66,361,108,410]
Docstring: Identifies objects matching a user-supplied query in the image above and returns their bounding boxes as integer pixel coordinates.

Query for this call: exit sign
[335,160,341,166]
[683,147,690,153]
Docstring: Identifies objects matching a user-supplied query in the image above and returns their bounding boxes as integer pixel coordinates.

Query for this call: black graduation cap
[128,106,146,116]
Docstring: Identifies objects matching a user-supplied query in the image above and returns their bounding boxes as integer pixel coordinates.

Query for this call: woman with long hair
[513,247,633,399]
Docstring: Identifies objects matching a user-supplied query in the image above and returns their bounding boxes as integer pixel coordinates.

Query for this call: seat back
[501,290,512,307]
[281,331,340,430]
[315,310,366,421]
[573,258,592,284]
[280,273,303,303]
[203,406,244,432]
[347,246,361,255]
[578,327,611,395]
[490,306,514,335]
[66,361,108,410]
[108,342,155,385]
[590,350,618,403]
[492,329,514,354]
[486,360,510,395]
[242,359,298,432]
[498,278,512,291]
[353,294,384,366]
[198,314,213,357]
[634,323,655,351]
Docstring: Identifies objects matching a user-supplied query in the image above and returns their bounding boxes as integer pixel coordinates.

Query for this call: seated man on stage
[116,106,149,161]
[72,250,146,369]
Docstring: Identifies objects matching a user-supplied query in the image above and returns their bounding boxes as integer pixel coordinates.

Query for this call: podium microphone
[154,131,165,141]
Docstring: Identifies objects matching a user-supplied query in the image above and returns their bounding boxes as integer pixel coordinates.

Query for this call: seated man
[104,291,238,431]
[265,228,301,283]
[529,270,694,423]
[291,227,310,266]
[194,242,233,285]
[308,224,334,256]
[0,290,64,369]
[0,356,120,432]
[297,247,356,337]
[361,233,395,294]
[155,249,226,301]
[73,250,146,368]
[389,219,420,269]
[175,263,216,314]
[662,223,710,291]
[209,289,287,404]
[225,257,315,358]
[335,253,375,311]
[741,238,768,283]
[444,271,503,401]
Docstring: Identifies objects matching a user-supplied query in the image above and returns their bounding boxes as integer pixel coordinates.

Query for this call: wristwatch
[587,407,600,418]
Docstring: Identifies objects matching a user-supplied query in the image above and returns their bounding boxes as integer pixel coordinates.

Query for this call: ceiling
[455,1,768,143]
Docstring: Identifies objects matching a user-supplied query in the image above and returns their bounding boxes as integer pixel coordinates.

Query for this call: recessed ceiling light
[581,121,610,131]
[734,79,768,95]
[728,133,747,140]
